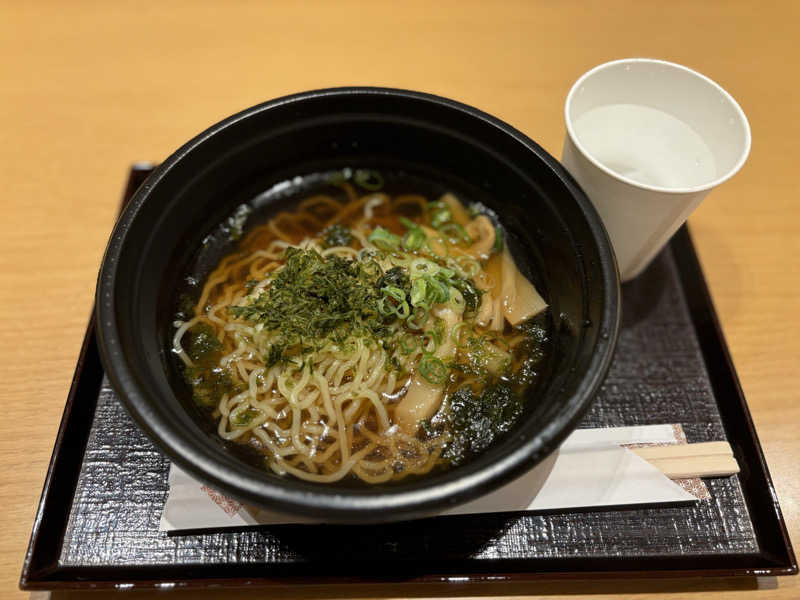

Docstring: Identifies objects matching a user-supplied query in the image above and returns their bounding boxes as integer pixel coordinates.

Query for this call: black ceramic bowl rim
[96,87,620,522]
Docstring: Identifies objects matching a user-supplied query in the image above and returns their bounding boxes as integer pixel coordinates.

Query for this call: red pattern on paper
[622,424,711,501]
[201,485,243,516]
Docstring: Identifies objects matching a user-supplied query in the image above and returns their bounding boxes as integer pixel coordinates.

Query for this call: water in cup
[572,103,717,189]
[562,58,750,281]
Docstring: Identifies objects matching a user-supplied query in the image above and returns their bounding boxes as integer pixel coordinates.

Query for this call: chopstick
[630,441,739,479]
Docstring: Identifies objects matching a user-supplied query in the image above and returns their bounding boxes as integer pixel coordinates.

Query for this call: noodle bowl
[96,88,620,518]
[173,171,551,484]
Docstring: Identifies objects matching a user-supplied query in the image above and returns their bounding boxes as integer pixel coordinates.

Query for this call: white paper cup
[562,58,751,281]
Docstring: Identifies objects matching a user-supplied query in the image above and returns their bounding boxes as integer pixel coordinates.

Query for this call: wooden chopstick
[644,455,740,479]
[631,441,732,460]
[630,441,739,479]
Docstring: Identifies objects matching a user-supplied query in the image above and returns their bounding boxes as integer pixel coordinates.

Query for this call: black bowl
[96,87,620,523]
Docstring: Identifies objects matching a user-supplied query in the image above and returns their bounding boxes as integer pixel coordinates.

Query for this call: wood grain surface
[1,1,797,598]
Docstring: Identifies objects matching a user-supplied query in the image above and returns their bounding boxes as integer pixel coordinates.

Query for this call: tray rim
[19,165,797,591]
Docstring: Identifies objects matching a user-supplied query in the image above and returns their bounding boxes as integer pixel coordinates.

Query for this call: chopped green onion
[231,408,261,427]
[368,226,401,251]
[410,257,437,277]
[493,225,504,253]
[399,216,418,230]
[400,333,419,354]
[421,331,440,354]
[407,305,430,330]
[410,278,427,306]
[450,322,470,348]
[394,301,411,319]
[439,222,472,245]
[449,286,465,310]
[382,286,406,303]
[424,275,450,304]
[358,247,382,261]
[431,207,451,229]
[377,297,395,317]
[388,254,413,268]
[450,278,482,313]
[419,355,447,384]
[354,169,384,191]
[456,255,481,277]
[402,228,426,251]
[438,266,456,280]
[360,259,383,281]
[379,286,410,319]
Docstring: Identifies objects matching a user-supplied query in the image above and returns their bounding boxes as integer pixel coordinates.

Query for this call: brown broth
[172,169,552,483]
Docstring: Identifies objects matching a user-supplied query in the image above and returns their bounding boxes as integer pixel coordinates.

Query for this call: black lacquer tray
[20,165,796,590]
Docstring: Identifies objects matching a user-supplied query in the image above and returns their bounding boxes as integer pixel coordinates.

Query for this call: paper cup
[562,58,751,281]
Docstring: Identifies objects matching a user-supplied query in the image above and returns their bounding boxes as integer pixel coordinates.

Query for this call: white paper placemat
[160,424,700,531]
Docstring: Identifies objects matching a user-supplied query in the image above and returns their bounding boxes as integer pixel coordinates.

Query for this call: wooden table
[1,1,797,598]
